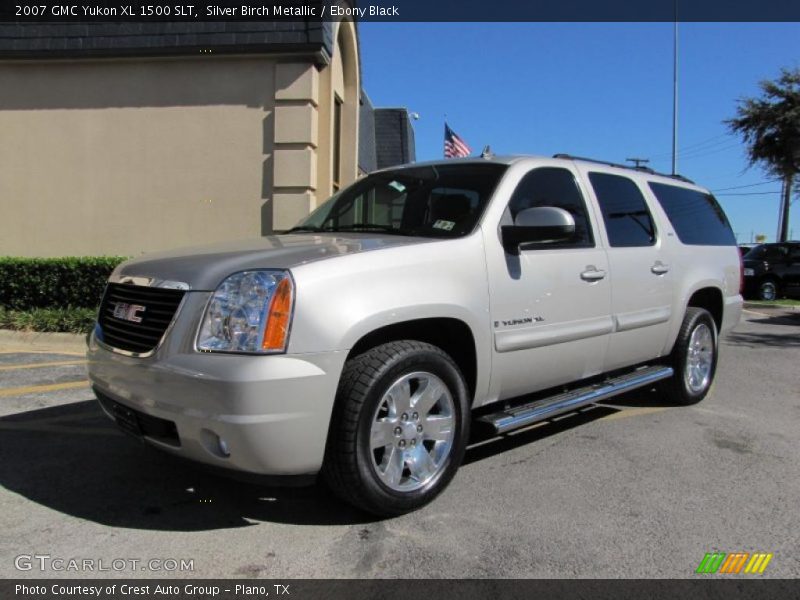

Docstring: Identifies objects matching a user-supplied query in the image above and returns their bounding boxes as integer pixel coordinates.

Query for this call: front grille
[97,282,185,354]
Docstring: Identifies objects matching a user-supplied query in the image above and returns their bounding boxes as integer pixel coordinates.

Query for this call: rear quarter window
[648,182,736,246]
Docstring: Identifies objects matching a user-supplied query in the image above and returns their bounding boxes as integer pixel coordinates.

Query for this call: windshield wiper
[334,224,413,235]
[283,225,330,233]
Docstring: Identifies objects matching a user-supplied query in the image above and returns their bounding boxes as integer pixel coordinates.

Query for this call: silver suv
[88,154,743,515]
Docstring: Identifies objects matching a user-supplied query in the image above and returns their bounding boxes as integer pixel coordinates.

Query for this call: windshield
[288,163,508,238]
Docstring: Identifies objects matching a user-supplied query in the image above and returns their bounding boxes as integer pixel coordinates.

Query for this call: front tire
[322,341,470,516]
[660,307,718,405]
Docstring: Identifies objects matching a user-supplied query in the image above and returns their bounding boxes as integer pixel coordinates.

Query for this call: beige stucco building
[0,21,414,257]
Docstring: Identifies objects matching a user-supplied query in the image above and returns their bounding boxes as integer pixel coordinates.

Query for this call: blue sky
[359,22,800,242]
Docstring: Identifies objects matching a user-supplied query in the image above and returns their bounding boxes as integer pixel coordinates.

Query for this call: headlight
[743,268,755,277]
[197,270,294,354]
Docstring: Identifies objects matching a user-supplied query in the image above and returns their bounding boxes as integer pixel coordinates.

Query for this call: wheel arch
[686,286,724,332]
[346,317,479,403]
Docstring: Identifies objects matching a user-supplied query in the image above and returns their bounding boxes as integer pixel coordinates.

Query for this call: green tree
[726,68,800,242]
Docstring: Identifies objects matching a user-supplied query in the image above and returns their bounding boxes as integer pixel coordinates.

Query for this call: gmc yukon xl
[87,154,743,515]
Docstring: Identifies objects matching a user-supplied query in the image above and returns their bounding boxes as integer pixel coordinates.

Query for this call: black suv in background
[742,242,800,300]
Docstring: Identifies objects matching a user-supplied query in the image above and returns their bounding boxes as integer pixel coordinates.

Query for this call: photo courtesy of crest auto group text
[1,0,799,597]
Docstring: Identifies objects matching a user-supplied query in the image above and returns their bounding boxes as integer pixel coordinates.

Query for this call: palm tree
[726,68,800,242]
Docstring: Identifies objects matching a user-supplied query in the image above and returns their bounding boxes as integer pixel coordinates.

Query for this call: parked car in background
[742,242,800,300]
[738,243,758,257]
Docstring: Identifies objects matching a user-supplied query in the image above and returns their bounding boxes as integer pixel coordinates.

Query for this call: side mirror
[501,206,576,254]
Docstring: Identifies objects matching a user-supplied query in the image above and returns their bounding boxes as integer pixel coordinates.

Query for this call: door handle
[580,267,607,282]
[651,262,670,275]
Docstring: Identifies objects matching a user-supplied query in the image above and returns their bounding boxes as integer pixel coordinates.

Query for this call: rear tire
[757,278,779,301]
[660,307,718,406]
[322,340,470,517]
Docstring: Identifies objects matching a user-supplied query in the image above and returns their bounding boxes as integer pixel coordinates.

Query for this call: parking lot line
[742,308,772,318]
[0,359,86,371]
[0,380,89,397]
[599,406,670,421]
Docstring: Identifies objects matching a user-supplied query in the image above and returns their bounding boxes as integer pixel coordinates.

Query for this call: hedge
[0,257,127,310]
[0,306,98,334]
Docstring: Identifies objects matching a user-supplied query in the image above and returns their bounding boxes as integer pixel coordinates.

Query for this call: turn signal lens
[262,277,294,351]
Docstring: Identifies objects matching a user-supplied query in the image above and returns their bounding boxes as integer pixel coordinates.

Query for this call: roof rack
[553,153,695,184]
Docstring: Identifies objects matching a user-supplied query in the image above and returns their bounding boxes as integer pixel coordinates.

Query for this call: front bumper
[87,332,346,477]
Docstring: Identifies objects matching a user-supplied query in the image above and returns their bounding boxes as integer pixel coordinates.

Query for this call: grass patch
[0,307,96,334]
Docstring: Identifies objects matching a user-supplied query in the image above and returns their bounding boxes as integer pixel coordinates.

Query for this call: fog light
[218,437,230,457]
[200,429,231,459]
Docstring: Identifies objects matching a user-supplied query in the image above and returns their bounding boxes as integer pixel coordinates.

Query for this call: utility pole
[777,179,786,242]
[626,157,650,169]
[672,16,679,175]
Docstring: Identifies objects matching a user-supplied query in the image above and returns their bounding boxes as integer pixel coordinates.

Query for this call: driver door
[484,166,612,402]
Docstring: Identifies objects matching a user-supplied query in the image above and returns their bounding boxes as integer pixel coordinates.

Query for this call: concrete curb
[0,329,87,354]
[743,302,799,311]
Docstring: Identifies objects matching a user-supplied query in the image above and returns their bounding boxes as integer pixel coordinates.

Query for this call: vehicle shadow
[2,387,667,530]
[464,404,617,466]
[0,399,373,531]
[722,313,800,348]
[464,386,666,465]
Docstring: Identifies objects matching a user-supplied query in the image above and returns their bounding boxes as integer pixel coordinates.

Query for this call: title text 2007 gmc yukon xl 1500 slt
[88,154,742,516]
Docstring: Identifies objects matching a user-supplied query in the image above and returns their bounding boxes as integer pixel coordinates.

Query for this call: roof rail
[553,153,695,184]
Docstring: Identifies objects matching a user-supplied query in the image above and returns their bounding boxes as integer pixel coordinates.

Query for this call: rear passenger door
[582,170,674,369]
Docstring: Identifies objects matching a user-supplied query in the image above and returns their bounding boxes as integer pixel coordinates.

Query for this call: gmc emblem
[113,302,146,323]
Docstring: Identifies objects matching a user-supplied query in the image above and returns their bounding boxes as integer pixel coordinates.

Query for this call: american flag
[444,123,471,158]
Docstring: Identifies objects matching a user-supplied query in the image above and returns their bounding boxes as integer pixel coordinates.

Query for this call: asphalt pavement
[1,308,798,578]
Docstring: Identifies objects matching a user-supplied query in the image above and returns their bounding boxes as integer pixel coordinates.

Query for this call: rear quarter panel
[641,182,743,352]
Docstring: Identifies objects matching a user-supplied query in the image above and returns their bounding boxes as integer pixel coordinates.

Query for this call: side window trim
[587,171,659,248]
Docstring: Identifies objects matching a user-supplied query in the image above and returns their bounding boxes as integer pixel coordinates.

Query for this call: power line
[678,141,742,161]
[712,178,781,192]
[649,133,732,160]
[715,191,782,196]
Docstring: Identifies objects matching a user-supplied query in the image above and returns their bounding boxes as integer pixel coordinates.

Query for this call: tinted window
[507,167,594,247]
[589,173,656,247]
[745,244,789,261]
[648,182,736,246]
[295,163,507,238]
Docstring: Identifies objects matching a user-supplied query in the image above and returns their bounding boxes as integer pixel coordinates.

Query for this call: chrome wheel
[759,280,777,301]
[684,323,714,394]
[369,371,456,492]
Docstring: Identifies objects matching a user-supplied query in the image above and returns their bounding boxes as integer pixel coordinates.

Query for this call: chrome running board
[477,365,674,435]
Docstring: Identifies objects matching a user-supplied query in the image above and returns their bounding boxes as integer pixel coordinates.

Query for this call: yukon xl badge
[113,302,146,323]
[494,316,544,328]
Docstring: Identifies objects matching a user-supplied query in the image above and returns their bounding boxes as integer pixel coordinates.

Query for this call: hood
[114,233,435,290]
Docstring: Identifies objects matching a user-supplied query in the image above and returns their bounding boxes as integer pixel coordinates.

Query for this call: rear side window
[648,182,736,246]
[589,172,656,247]
[746,245,789,260]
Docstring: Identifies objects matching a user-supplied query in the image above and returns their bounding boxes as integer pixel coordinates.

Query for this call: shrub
[0,257,126,310]
[0,306,97,334]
